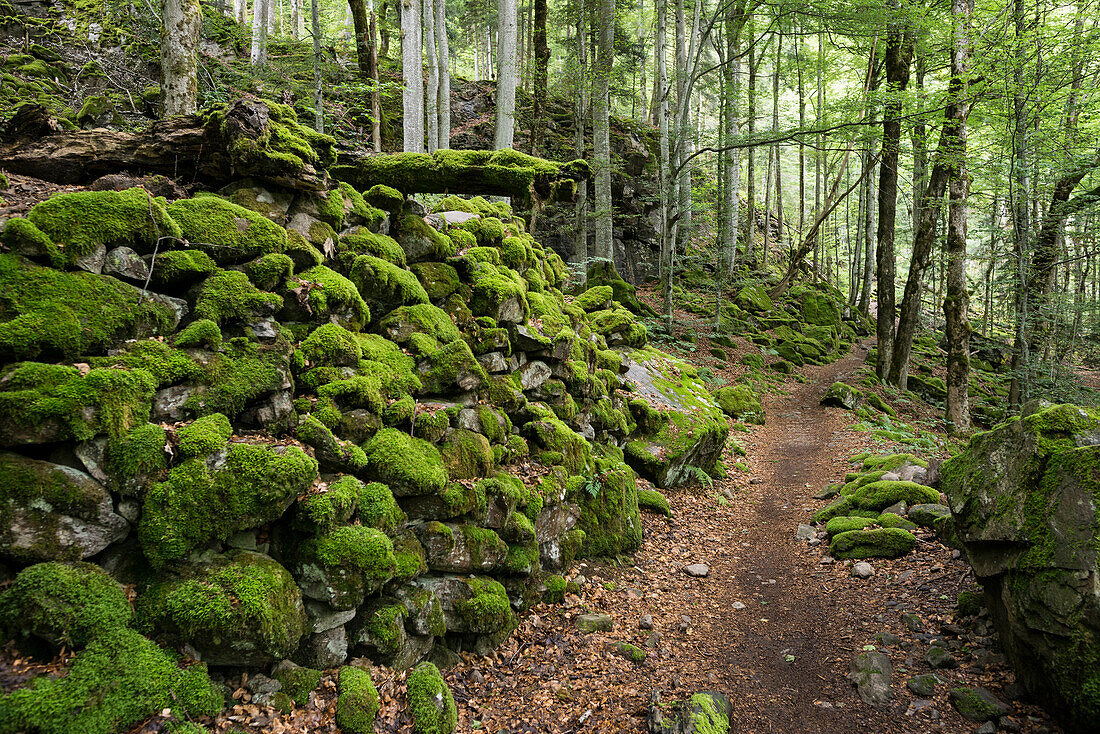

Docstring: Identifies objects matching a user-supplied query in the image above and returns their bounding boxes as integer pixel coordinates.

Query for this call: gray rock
[907,674,943,697]
[907,503,950,528]
[821,382,863,410]
[925,646,958,669]
[731,601,746,610]
[882,501,907,516]
[305,600,357,633]
[639,614,654,630]
[245,673,283,706]
[977,722,997,734]
[103,246,149,281]
[0,453,129,562]
[683,563,710,578]
[151,384,195,422]
[74,242,107,274]
[304,626,348,668]
[874,631,900,647]
[576,613,613,633]
[795,524,816,541]
[851,561,875,579]
[897,463,928,484]
[948,686,1010,722]
[847,651,893,708]
[477,351,509,373]
[517,360,552,391]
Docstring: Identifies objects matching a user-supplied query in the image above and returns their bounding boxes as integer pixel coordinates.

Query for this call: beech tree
[402,0,424,152]
[494,0,519,149]
[161,0,202,116]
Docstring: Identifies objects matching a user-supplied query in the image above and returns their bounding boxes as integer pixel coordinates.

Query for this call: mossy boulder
[637,488,672,516]
[395,214,456,263]
[193,269,283,325]
[940,404,1100,731]
[849,480,940,512]
[0,453,129,562]
[825,515,876,537]
[411,575,514,636]
[283,265,370,330]
[821,382,863,410]
[407,661,457,734]
[363,428,448,496]
[295,525,397,609]
[139,441,318,567]
[168,195,289,264]
[714,384,764,425]
[337,665,380,733]
[571,449,643,557]
[136,550,307,666]
[829,527,917,559]
[736,284,773,313]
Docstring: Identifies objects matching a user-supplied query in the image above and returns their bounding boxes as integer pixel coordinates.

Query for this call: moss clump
[573,285,613,312]
[419,339,489,394]
[272,663,322,706]
[296,474,361,532]
[825,515,876,537]
[168,195,289,264]
[174,318,222,349]
[861,453,928,471]
[441,429,495,480]
[27,188,181,262]
[365,183,405,212]
[713,384,764,424]
[336,665,380,733]
[136,550,306,665]
[340,229,407,267]
[379,303,461,345]
[0,254,179,361]
[829,527,917,559]
[211,100,336,181]
[409,261,462,301]
[183,337,294,419]
[193,269,282,324]
[0,562,131,649]
[363,428,448,496]
[105,422,168,485]
[609,641,647,664]
[570,449,643,557]
[406,662,457,734]
[295,322,362,370]
[151,249,217,285]
[2,217,63,266]
[175,412,231,457]
[637,488,672,516]
[0,628,221,734]
[454,576,514,635]
[0,361,156,443]
[543,574,568,603]
[348,254,430,312]
[850,480,940,511]
[139,442,317,566]
[466,261,529,321]
[286,265,370,330]
[311,525,397,584]
[356,479,406,530]
[245,252,294,291]
[956,591,984,617]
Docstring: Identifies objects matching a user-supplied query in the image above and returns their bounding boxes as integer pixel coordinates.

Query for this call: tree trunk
[493,0,519,149]
[1007,0,1032,408]
[858,148,875,316]
[424,0,440,153]
[348,0,373,77]
[250,0,270,66]
[290,0,299,38]
[531,0,549,154]
[435,0,450,149]
[161,0,202,117]
[402,0,424,152]
[772,32,783,262]
[592,0,615,261]
[657,0,672,320]
[574,0,588,266]
[311,0,324,132]
[745,15,757,261]
[874,17,913,380]
[943,0,971,433]
[722,3,743,278]
[369,1,382,151]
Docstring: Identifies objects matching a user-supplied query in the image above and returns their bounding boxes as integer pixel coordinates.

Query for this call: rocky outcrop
[941,403,1100,733]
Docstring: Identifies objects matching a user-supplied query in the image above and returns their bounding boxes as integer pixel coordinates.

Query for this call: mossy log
[330,149,590,204]
[0,99,333,191]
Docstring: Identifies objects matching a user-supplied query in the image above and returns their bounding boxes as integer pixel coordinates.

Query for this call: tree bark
[424,0,440,153]
[592,0,615,262]
[657,0,671,317]
[435,0,450,149]
[493,0,519,149]
[401,0,424,152]
[161,0,202,117]
[311,0,324,132]
[250,0,270,66]
[574,0,589,266]
[874,16,913,380]
[370,1,383,151]
[349,0,373,77]
[943,0,972,433]
[531,0,549,154]
[722,2,744,278]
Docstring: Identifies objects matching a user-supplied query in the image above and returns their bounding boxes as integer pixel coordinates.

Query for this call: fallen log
[0,99,334,191]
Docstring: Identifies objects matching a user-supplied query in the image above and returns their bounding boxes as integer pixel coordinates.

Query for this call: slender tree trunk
[289,0,299,38]
[943,0,971,433]
[369,1,382,151]
[814,30,823,273]
[424,0,440,153]
[531,0,549,154]
[494,0,519,149]
[658,0,672,320]
[250,0,270,66]
[379,2,391,59]
[745,17,757,262]
[575,0,589,266]
[875,17,913,380]
[161,0,202,116]
[592,0,615,261]
[796,30,806,238]
[722,3,744,278]
[858,148,876,316]
[349,0,375,77]
[311,0,323,132]
[402,0,424,152]
[772,32,783,261]
[1008,0,1032,404]
[435,0,450,149]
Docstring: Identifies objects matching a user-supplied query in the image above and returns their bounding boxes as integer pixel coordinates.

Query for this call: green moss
[272,663,322,706]
[441,428,494,479]
[183,337,293,418]
[151,249,217,285]
[348,254,430,311]
[573,285,613,312]
[409,261,462,301]
[336,665,380,733]
[167,195,288,264]
[210,100,336,180]
[295,323,362,370]
[379,303,461,345]
[174,318,222,349]
[0,562,131,649]
[340,229,407,267]
[956,591,984,617]
[0,254,179,361]
[687,692,731,734]
[193,269,282,324]
[391,532,428,581]
[454,576,514,635]
[399,214,456,260]
[0,628,221,734]
[27,188,181,262]
[464,260,529,321]
[419,338,489,394]
[175,412,232,457]
[714,384,764,424]
[365,184,405,212]
[105,422,168,483]
[637,488,672,516]
[877,512,918,530]
[245,252,294,291]
[850,480,940,511]
[363,427,448,496]
[570,448,643,558]
[139,442,317,566]
[406,662,458,734]
[825,515,876,536]
[812,495,854,524]
[543,574,567,603]
[829,527,917,559]
[297,475,360,533]
[286,265,370,330]
[0,362,156,442]
[136,550,306,663]
[609,641,647,664]
[2,217,63,266]
[861,453,928,471]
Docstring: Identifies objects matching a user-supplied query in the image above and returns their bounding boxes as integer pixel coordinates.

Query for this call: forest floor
[423,332,1065,734]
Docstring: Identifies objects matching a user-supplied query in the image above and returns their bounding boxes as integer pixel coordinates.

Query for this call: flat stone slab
[683,563,710,577]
